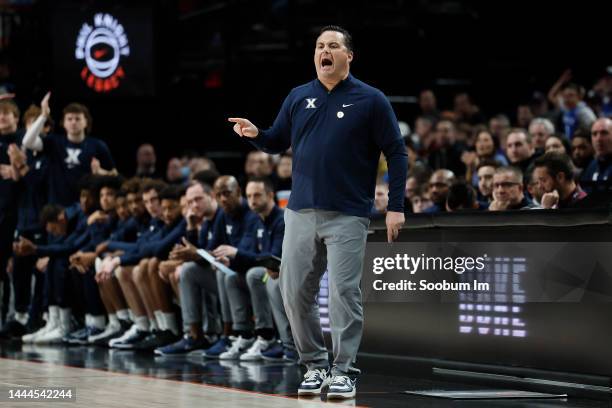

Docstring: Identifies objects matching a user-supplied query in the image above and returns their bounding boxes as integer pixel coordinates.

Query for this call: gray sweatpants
[246,267,295,351]
[225,267,274,331]
[179,262,223,334]
[279,208,369,375]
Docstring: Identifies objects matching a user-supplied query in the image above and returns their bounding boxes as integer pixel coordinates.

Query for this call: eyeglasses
[493,181,520,189]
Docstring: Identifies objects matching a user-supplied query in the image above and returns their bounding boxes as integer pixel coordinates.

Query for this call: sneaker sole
[201,353,222,359]
[327,390,356,399]
[297,387,324,396]
[218,354,241,360]
[239,355,262,361]
[112,343,136,350]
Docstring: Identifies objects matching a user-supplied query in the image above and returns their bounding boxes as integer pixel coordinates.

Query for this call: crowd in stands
[0,67,611,359]
[372,69,612,216]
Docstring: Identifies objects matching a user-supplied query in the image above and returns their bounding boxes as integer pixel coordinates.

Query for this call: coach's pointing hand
[228,118,259,138]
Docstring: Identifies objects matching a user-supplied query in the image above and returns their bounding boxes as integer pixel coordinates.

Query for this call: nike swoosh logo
[342,104,354,108]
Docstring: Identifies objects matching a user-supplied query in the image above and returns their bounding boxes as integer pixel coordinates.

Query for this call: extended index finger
[228,117,246,124]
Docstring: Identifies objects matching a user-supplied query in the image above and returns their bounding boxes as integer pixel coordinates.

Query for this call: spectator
[372,182,388,220]
[591,70,612,117]
[410,185,433,214]
[188,157,217,176]
[548,71,597,138]
[525,166,543,207]
[489,114,511,145]
[405,175,419,202]
[580,118,612,192]
[166,157,187,185]
[413,116,435,154]
[516,104,534,129]
[533,152,587,209]
[570,129,594,175]
[505,128,535,174]
[476,159,500,204]
[489,166,536,211]
[240,151,273,191]
[274,152,292,192]
[446,182,481,212]
[544,135,571,155]
[135,144,160,179]
[427,120,466,176]
[453,92,486,125]
[424,169,455,213]
[528,118,556,153]
[418,89,440,121]
[462,127,508,186]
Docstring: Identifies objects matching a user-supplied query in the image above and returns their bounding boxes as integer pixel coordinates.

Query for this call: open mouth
[321,57,333,69]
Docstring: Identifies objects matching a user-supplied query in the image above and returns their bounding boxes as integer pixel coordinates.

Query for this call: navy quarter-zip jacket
[250,74,408,217]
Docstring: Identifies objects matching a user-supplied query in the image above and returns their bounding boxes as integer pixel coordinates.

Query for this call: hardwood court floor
[0,342,610,408]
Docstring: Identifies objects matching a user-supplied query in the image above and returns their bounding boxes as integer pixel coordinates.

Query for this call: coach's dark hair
[533,151,575,181]
[247,176,275,195]
[319,25,353,52]
[40,204,65,225]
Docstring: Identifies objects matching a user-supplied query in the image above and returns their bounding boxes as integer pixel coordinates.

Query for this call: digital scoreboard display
[51,5,155,97]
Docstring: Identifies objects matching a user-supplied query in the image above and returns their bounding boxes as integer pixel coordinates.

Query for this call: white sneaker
[88,321,120,343]
[109,324,138,347]
[34,326,69,344]
[327,375,356,399]
[239,336,276,361]
[22,320,56,343]
[219,336,255,360]
[298,368,331,396]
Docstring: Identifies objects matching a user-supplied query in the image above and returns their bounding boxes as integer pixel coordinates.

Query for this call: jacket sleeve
[231,217,259,270]
[138,220,186,259]
[371,92,408,213]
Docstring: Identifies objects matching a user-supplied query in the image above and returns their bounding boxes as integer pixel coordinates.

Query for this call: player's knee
[245,267,263,287]
[133,265,147,285]
[180,263,198,284]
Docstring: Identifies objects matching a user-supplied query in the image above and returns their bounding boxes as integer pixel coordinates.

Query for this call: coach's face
[314,30,353,83]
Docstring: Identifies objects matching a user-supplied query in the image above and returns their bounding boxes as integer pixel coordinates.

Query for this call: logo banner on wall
[52,6,155,97]
[75,13,130,93]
